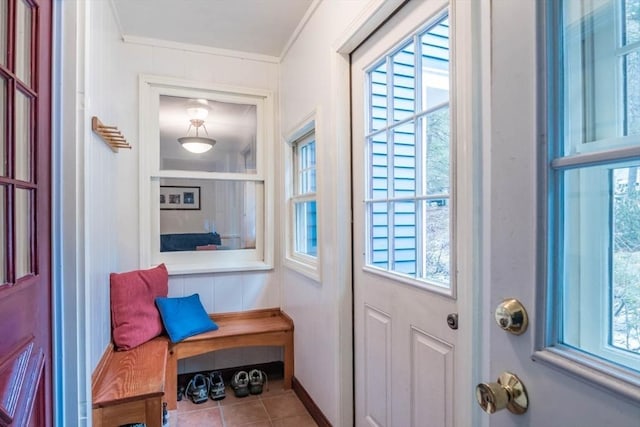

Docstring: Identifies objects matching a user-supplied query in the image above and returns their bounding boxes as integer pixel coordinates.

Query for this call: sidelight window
[546,0,640,385]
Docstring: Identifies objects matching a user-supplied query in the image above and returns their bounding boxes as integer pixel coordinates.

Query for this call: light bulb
[186,106,209,121]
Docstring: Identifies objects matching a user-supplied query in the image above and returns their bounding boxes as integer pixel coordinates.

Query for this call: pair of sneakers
[230,369,267,397]
[184,371,226,404]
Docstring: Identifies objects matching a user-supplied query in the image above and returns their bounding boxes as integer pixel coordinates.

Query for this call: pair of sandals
[179,371,226,404]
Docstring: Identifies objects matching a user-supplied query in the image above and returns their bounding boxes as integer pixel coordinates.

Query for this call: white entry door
[353,0,640,426]
[481,0,640,426]
[351,1,474,426]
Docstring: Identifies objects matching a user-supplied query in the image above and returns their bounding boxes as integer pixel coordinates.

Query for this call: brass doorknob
[476,372,528,415]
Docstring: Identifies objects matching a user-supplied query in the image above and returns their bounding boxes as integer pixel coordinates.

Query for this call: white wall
[58,2,282,424]
[279,1,368,425]
[57,1,390,425]
[85,0,122,374]
[55,1,123,424]
[109,24,283,373]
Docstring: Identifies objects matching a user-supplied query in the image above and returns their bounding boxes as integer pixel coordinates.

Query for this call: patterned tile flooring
[169,378,318,427]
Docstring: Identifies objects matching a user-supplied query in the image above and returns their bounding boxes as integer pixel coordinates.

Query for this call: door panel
[15,0,32,86]
[363,305,391,427]
[0,78,5,176]
[15,89,32,182]
[0,0,52,425]
[410,327,453,427]
[15,187,32,277]
[482,0,640,425]
[352,1,467,425]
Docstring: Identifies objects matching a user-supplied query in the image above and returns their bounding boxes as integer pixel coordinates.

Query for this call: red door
[0,0,51,426]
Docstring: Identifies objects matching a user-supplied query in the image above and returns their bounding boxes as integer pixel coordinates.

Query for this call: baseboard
[292,376,332,427]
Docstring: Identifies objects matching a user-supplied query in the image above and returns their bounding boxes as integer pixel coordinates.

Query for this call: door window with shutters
[364,12,451,292]
[544,0,640,394]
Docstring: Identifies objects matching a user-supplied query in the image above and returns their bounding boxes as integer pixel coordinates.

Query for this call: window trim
[361,11,455,295]
[138,75,274,274]
[534,0,640,404]
[283,111,320,282]
[292,132,317,257]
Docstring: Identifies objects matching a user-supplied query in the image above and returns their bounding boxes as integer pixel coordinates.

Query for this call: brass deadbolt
[494,298,528,335]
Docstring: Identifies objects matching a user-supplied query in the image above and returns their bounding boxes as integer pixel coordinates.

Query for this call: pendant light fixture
[178,100,216,154]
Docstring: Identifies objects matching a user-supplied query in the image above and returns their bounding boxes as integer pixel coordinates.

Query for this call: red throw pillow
[110,264,168,350]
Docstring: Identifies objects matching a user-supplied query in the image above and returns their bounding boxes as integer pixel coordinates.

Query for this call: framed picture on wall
[160,185,201,210]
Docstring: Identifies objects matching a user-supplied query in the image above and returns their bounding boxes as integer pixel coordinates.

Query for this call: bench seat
[92,337,168,427]
[91,308,294,415]
[165,308,294,410]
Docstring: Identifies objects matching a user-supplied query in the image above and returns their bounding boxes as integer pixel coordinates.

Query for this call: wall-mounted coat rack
[91,116,132,152]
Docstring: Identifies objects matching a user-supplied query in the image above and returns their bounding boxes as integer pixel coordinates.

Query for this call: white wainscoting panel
[410,327,454,427]
[364,305,391,427]
[213,274,244,312]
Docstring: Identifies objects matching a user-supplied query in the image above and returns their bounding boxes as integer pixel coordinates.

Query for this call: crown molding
[122,35,280,64]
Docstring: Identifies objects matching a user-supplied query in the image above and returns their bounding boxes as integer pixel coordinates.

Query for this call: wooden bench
[92,308,294,417]
[92,337,168,427]
[165,308,294,410]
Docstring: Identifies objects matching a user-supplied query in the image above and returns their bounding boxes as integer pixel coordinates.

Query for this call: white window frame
[283,112,320,281]
[534,0,640,403]
[138,75,274,274]
[561,2,640,371]
[560,164,640,369]
[361,10,454,296]
[292,133,317,254]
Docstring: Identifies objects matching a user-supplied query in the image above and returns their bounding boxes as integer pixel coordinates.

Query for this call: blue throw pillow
[155,294,219,343]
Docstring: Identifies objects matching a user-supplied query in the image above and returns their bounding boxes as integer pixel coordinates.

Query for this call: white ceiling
[111,0,314,57]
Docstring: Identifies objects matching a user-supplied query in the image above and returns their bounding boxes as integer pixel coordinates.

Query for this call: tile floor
[169,378,318,427]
